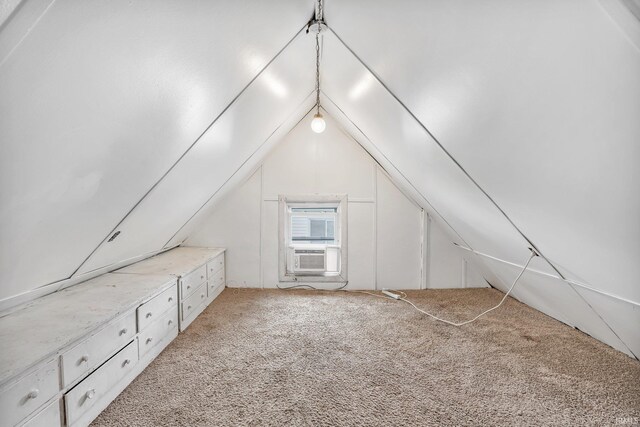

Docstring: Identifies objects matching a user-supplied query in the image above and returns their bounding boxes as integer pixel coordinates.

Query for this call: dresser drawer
[181,282,207,321]
[208,267,225,289]
[22,399,61,427]
[64,340,138,426]
[0,359,59,427]
[138,306,178,359]
[61,311,136,387]
[207,279,225,301]
[137,284,177,331]
[206,254,224,279]
[180,265,206,299]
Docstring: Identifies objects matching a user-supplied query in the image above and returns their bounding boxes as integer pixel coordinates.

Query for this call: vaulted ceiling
[1,0,638,358]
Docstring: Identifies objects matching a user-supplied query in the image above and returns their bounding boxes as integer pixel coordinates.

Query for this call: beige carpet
[92,288,640,426]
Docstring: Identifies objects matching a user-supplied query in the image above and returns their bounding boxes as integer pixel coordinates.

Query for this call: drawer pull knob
[80,354,89,363]
[187,305,192,310]
[168,320,173,326]
[85,389,96,400]
[168,297,173,302]
[201,294,205,299]
[201,275,205,280]
[27,389,39,399]
[120,328,128,335]
[146,312,152,318]
[122,359,131,367]
[146,337,153,344]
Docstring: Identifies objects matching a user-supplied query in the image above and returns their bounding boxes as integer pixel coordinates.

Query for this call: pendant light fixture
[310,0,326,133]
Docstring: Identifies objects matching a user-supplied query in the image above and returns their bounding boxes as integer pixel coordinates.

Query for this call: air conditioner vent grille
[299,254,325,270]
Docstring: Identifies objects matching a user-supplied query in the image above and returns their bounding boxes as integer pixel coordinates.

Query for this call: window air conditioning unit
[293,248,326,273]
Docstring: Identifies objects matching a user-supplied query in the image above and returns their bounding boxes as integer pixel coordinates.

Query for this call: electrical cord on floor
[276,281,349,291]
[343,289,407,300]
[276,249,536,327]
[276,282,401,300]
[397,250,537,326]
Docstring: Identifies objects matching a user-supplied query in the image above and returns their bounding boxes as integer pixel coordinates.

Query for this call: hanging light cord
[315,31,320,114]
[314,0,323,114]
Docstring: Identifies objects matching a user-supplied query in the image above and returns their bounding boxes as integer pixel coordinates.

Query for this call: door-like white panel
[429,217,463,289]
[322,32,553,276]
[463,253,488,289]
[186,169,262,288]
[0,0,310,299]
[480,257,633,357]
[260,201,280,288]
[76,33,316,275]
[345,202,376,290]
[328,0,640,302]
[376,168,422,290]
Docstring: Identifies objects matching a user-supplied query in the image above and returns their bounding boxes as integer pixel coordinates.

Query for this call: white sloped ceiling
[0,0,311,300]
[327,0,640,305]
[322,0,640,357]
[74,32,317,275]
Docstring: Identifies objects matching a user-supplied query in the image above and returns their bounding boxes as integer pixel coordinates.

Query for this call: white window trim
[278,194,348,283]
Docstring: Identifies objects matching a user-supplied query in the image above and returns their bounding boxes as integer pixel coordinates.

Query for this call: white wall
[187,112,487,290]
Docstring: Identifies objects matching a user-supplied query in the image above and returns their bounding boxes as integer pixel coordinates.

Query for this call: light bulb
[311,113,326,133]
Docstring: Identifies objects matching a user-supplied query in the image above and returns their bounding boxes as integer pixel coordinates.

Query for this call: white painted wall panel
[376,169,422,290]
[76,33,316,275]
[187,111,478,291]
[186,170,262,288]
[345,202,376,290]
[429,218,463,289]
[0,0,309,299]
[261,114,375,201]
[426,215,488,289]
[260,201,280,288]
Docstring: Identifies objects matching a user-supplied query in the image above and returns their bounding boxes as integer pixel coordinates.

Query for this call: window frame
[278,194,348,283]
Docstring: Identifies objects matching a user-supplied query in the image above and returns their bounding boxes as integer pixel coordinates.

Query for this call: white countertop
[115,247,225,277]
[0,272,175,385]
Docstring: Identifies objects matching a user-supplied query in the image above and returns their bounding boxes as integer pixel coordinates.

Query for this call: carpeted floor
[92,288,640,426]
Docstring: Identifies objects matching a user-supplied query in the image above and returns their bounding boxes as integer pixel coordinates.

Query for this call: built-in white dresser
[0,273,178,427]
[116,247,226,331]
[0,246,225,427]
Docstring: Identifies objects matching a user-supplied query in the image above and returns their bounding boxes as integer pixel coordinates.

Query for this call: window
[290,207,336,244]
[279,195,348,282]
